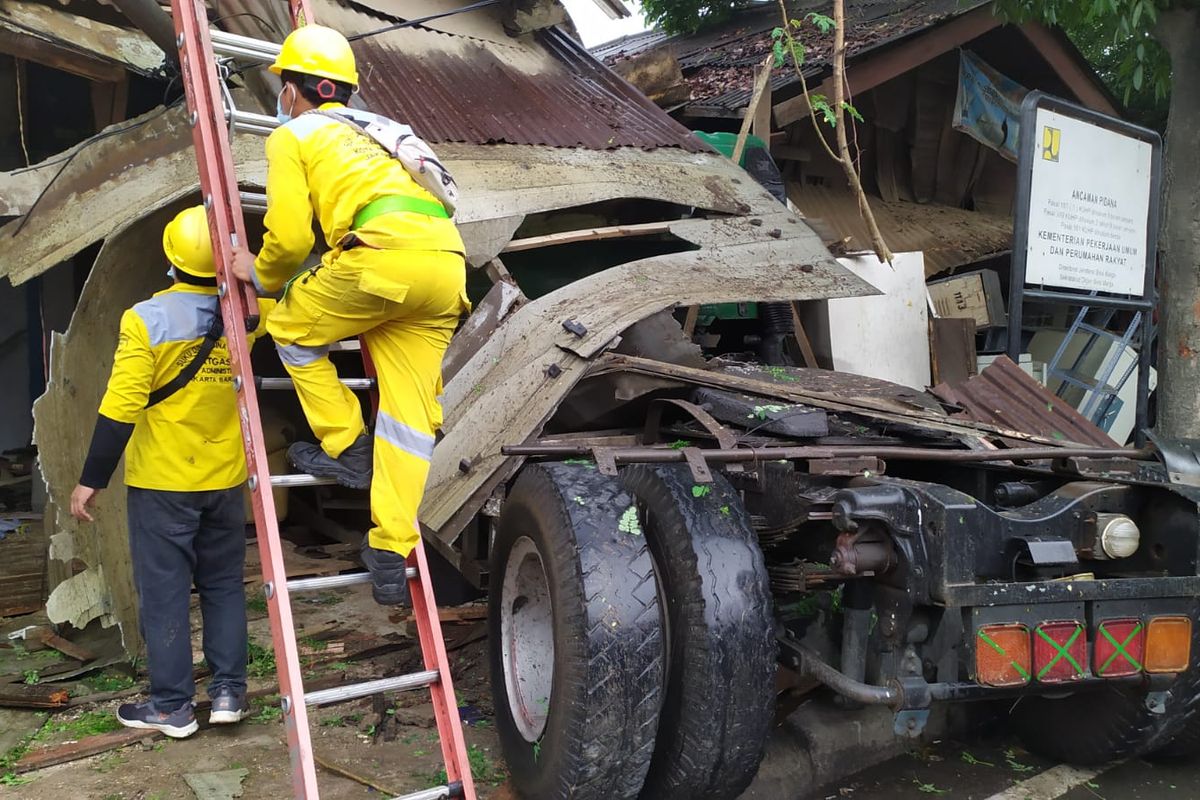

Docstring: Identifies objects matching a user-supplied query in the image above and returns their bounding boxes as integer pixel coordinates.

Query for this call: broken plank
[501,221,673,253]
[0,683,71,709]
[732,55,775,165]
[33,628,97,663]
[14,728,158,773]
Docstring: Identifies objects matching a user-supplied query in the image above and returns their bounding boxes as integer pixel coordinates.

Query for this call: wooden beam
[1017,22,1118,116]
[733,55,775,165]
[90,75,129,131]
[501,222,673,253]
[822,6,1001,99]
[770,144,812,163]
[752,64,773,141]
[0,684,71,709]
[789,302,819,368]
[0,29,123,82]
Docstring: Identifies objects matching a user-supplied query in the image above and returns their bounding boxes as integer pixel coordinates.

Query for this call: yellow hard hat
[270,25,358,88]
[162,206,216,279]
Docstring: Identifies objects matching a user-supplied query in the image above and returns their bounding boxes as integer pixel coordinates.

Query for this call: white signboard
[1024,107,1153,296]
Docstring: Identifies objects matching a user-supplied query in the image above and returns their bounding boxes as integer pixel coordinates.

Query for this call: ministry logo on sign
[1041,126,1061,162]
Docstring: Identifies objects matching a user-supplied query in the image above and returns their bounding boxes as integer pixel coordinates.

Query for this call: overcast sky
[561,0,651,46]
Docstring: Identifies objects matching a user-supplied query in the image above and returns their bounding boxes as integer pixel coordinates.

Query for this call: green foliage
[691,484,712,498]
[994,0,1171,129]
[467,744,505,785]
[83,671,136,693]
[642,0,753,35]
[247,639,277,678]
[250,696,283,724]
[22,669,39,686]
[34,711,121,742]
[0,773,33,786]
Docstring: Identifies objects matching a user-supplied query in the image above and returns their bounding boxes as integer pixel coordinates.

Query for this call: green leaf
[1133,63,1144,91]
[810,95,836,127]
[1131,0,1143,29]
[842,101,865,122]
[771,26,783,40]
[1136,42,1145,61]
[806,11,835,33]
[691,485,712,498]
[773,39,786,68]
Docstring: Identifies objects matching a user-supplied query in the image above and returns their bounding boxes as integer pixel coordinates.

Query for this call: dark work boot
[360,536,411,607]
[288,433,373,490]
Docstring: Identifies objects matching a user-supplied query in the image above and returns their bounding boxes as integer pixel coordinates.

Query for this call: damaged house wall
[6,0,874,653]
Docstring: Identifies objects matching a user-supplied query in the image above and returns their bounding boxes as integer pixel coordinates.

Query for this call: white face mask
[276,84,295,124]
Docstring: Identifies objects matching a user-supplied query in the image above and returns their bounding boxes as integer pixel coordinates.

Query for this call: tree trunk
[1154,7,1200,440]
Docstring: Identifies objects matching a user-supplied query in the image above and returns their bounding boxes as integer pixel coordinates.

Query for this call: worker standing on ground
[230,25,468,607]
[70,206,272,738]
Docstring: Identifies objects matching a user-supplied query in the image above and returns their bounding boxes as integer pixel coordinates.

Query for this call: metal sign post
[1008,91,1162,445]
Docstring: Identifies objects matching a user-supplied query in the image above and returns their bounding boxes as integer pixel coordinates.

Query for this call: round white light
[1097,513,1140,559]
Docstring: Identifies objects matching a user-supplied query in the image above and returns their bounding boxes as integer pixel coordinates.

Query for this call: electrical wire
[346,0,502,42]
[13,57,31,167]
[11,97,186,237]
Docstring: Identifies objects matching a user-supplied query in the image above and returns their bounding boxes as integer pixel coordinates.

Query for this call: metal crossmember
[169,2,476,796]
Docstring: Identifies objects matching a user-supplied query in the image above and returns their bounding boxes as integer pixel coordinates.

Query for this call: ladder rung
[258,376,376,390]
[304,670,439,707]
[270,474,339,488]
[229,108,278,136]
[240,191,267,213]
[391,786,456,800]
[210,29,281,63]
[329,340,362,352]
[287,568,416,593]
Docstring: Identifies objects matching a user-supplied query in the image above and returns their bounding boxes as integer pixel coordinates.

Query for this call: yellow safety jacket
[97,284,272,491]
[254,102,465,293]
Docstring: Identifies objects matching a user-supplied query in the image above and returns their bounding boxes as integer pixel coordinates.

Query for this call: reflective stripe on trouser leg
[363,313,459,556]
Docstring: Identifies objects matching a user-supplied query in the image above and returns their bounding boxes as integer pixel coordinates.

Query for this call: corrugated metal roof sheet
[931,356,1117,448]
[352,27,706,150]
[221,0,705,151]
[595,0,984,113]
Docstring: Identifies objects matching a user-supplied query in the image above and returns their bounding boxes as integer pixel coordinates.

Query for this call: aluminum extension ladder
[167,1,476,797]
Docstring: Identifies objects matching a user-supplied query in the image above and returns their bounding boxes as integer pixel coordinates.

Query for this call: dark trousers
[127,487,248,713]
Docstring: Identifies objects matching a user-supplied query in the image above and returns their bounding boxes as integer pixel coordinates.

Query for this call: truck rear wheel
[622,465,775,800]
[489,463,665,800]
[1011,623,1200,764]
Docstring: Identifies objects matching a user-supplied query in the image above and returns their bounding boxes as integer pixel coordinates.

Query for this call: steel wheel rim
[501,535,554,743]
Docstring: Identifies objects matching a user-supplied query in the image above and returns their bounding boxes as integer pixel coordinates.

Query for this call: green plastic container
[692,130,768,167]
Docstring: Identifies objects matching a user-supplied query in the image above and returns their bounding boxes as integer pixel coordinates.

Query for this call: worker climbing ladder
[167,0,477,797]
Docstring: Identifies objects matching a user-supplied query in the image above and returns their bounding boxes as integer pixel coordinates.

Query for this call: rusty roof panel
[350,24,705,150]
[596,0,984,113]
[931,356,1117,448]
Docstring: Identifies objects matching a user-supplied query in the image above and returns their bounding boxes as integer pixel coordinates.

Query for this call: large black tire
[1011,621,1200,764]
[489,463,665,800]
[621,465,776,800]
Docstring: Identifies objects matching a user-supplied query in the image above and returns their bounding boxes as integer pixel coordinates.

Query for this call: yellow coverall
[100,284,273,490]
[254,102,468,557]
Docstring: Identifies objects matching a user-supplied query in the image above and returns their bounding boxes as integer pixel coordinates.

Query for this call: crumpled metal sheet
[0,0,165,74]
[931,356,1118,447]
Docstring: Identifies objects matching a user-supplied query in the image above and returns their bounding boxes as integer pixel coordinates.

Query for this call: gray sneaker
[209,688,249,724]
[288,433,373,489]
[117,700,199,739]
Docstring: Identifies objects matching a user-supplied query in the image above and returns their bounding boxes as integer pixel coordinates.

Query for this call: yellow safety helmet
[162,206,216,279]
[270,25,358,88]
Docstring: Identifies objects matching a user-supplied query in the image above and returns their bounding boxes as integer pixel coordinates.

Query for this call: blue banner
[954,50,1028,163]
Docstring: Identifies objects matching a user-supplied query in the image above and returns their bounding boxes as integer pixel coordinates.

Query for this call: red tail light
[1094,618,1145,678]
[1034,621,1086,683]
